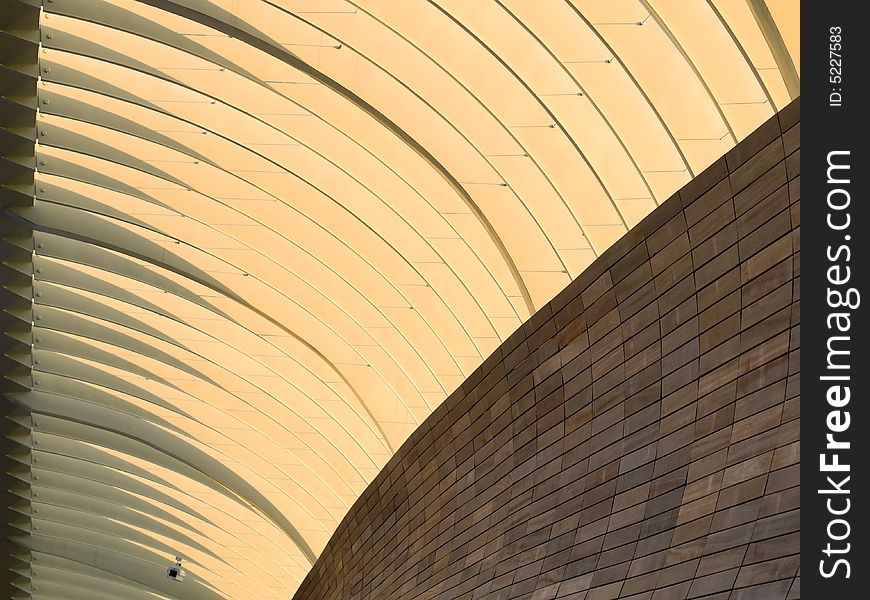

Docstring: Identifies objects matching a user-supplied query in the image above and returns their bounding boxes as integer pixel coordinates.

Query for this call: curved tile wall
[293,99,800,600]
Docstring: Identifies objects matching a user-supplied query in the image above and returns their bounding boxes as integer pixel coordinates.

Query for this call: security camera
[166,556,186,582]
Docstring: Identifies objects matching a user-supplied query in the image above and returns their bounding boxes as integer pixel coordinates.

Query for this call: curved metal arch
[30,501,306,588]
[132,0,537,314]
[40,52,429,310]
[563,1,696,177]
[31,503,226,569]
[32,438,301,567]
[37,39,521,370]
[745,0,800,100]
[36,508,217,568]
[27,488,302,595]
[21,195,398,453]
[27,182,429,441]
[29,330,198,436]
[33,249,392,459]
[24,528,229,600]
[34,251,391,457]
[37,107,463,414]
[33,266,388,464]
[31,231,239,325]
[32,417,251,511]
[42,92,217,169]
[3,3,802,598]
[29,296,396,487]
[36,78,499,380]
[266,0,582,269]
[31,232,392,452]
[704,0,778,110]
[493,0,658,206]
[28,537,304,595]
[35,295,226,391]
[33,297,385,505]
[28,459,231,539]
[40,22,529,330]
[637,0,738,144]
[27,519,286,599]
[28,356,367,529]
[419,0,630,234]
[29,465,210,539]
[27,560,182,600]
[45,0,266,84]
[28,482,291,573]
[28,515,254,596]
[29,460,305,571]
[41,13,530,333]
[30,412,321,563]
[27,568,171,600]
[35,256,240,358]
[33,254,398,469]
[31,344,360,535]
[26,342,203,431]
[29,463,228,556]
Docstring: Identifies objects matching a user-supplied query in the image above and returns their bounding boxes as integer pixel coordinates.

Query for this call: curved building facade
[295,102,800,600]
[1,2,799,599]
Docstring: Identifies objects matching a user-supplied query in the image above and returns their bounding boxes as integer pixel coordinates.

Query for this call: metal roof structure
[2,1,798,598]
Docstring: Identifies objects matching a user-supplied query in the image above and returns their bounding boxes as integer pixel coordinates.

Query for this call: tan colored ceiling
[10,0,798,597]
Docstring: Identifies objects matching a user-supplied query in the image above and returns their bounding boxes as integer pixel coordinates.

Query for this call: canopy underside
[1,1,798,597]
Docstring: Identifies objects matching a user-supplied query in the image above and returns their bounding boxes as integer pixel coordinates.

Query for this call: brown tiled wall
[294,99,800,600]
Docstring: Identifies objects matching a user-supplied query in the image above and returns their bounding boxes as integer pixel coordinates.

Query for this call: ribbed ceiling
[3,0,798,597]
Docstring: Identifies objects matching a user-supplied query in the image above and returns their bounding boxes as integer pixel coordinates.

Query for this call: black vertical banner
[802,2,869,598]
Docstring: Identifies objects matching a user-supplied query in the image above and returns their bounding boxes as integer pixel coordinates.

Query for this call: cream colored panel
[15,2,800,598]
[711,0,791,108]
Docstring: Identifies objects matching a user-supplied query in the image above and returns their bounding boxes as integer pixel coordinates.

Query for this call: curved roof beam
[38,82,474,414]
[34,271,383,455]
[493,0,658,205]
[264,1,592,265]
[35,255,392,467]
[32,253,390,462]
[38,75,491,374]
[30,352,368,513]
[563,1,694,177]
[40,30,525,329]
[637,0,737,145]
[4,2,801,597]
[39,51,493,344]
[29,233,393,450]
[745,0,800,100]
[423,0,628,232]
[704,0,778,110]
[15,203,398,453]
[33,304,380,508]
[26,180,423,442]
[31,414,319,563]
[28,460,306,573]
[132,0,536,314]
[23,529,229,600]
